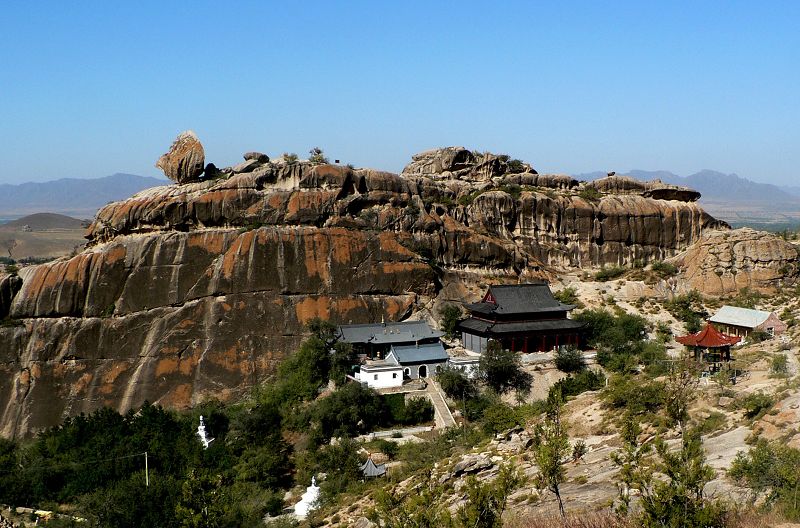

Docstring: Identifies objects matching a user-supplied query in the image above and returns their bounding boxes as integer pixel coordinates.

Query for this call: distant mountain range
[0,173,167,218]
[575,169,800,204]
[574,169,800,228]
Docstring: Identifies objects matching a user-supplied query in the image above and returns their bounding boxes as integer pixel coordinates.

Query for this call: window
[392,373,397,378]
[374,374,378,380]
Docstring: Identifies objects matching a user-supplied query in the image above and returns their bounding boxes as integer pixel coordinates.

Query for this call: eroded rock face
[156,131,206,183]
[0,148,731,436]
[675,228,800,295]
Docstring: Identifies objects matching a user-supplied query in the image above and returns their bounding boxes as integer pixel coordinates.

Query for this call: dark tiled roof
[465,283,574,315]
[338,321,443,345]
[360,458,386,478]
[389,342,449,364]
[457,317,585,335]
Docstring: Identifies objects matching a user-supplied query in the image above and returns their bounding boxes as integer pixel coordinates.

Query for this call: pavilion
[676,322,742,367]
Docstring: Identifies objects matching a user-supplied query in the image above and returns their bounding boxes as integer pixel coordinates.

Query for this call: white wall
[356,368,403,389]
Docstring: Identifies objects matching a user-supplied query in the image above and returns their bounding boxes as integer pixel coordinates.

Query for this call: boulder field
[0,145,794,437]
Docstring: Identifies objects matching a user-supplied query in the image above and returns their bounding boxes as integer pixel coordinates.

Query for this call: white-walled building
[354,361,404,389]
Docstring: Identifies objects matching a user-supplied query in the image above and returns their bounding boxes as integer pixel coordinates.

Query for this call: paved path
[424,377,457,429]
[357,425,433,441]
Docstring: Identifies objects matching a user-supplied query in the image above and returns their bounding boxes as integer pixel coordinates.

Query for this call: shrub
[738,392,774,420]
[572,440,588,462]
[578,187,602,202]
[729,440,800,521]
[549,369,605,401]
[308,147,328,164]
[650,261,678,278]
[478,341,533,396]
[770,353,789,377]
[480,402,521,435]
[282,152,298,163]
[602,375,664,415]
[748,329,771,343]
[499,183,522,199]
[506,159,525,173]
[594,266,625,282]
[554,347,586,373]
[664,291,707,333]
[553,287,582,308]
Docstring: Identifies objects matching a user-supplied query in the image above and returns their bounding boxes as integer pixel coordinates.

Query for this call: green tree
[610,414,652,516]
[308,147,329,164]
[175,470,226,528]
[439,304,463,340]
[478,341,532,396]
[531,398,570,519]
[638,431,725,528]
[554,346,586,373]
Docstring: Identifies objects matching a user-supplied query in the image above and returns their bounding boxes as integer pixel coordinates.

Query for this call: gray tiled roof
[465,283,574,315]
[360,458,386,478]
[389,342,449,364]
[338,321,443,345]
[709,305,772,329]
[458,317,585,335]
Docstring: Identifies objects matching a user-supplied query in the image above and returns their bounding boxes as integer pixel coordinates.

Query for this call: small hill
[0,213,87,231]
[0,173,168,217]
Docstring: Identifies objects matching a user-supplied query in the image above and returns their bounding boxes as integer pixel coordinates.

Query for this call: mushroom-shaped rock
[156,131,205,183]
[243,151,269,163]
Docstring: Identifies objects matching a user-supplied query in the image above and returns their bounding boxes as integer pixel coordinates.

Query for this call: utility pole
[145,452,149,487]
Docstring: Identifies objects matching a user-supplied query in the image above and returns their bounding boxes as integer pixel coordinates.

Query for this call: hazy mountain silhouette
[0,173,167,218]
[575,169,799,205]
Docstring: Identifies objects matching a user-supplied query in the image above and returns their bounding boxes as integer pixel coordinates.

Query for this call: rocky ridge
[0,143,785,437]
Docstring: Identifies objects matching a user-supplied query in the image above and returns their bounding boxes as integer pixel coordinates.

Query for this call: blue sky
[1,1,798,185]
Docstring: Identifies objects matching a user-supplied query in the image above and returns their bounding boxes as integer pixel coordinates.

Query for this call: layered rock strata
[0,146,727,436]
[674,227,800,295]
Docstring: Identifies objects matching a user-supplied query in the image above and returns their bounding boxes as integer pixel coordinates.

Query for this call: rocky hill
[0,138,794,437]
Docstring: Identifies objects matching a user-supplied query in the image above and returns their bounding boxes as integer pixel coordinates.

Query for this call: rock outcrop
[156,131,206,183]
[674,228,800,295]
[0,146,734,436]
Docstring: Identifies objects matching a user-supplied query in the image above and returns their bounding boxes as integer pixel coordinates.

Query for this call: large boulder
[675,228,800,295]
[156,131,206,184]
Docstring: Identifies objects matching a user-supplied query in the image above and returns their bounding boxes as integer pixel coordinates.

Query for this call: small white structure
[197,415,214,449]
[448,356,480,379]
[354,361,404,389]
[294,476,320,518]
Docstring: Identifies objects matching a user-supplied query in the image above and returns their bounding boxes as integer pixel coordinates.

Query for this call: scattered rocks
[718,396,734,408]
[155,130,205,184]
[440,454,495,483]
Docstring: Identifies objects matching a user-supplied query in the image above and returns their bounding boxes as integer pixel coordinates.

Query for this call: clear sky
[1,1,798,185]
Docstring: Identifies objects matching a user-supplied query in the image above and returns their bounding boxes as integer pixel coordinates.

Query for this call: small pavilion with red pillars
[676,322,742,366]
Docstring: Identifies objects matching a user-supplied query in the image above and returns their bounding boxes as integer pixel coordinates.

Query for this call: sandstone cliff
[0,147,730,436]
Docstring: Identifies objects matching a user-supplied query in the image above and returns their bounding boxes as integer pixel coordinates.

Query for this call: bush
[575,308,649,373]
[478,341,532,396]
[729,440,800,521]
[549,369,605,401]
[579,187,602,202]
[602,375,664,415]
[554,346,586,373]
[506,159,525,173]
[480,402,521,435]
[383,394,434,426]
[553,286,583,308]
[771,353,789,377]
[738,392,774,420]
[282,152,298,163]
[650,261,678,278]
[664,291,707,333]
[308,147,328,164]
[594,266,625,282]
[748,329,772,343]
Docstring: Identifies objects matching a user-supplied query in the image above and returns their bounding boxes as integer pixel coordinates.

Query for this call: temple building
[338,320,443,360]
[676,322,742,367]
[457,283,586,354]
[709,306,787,338]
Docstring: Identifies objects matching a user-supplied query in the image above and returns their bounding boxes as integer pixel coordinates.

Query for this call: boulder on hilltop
[155,131,206,184]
